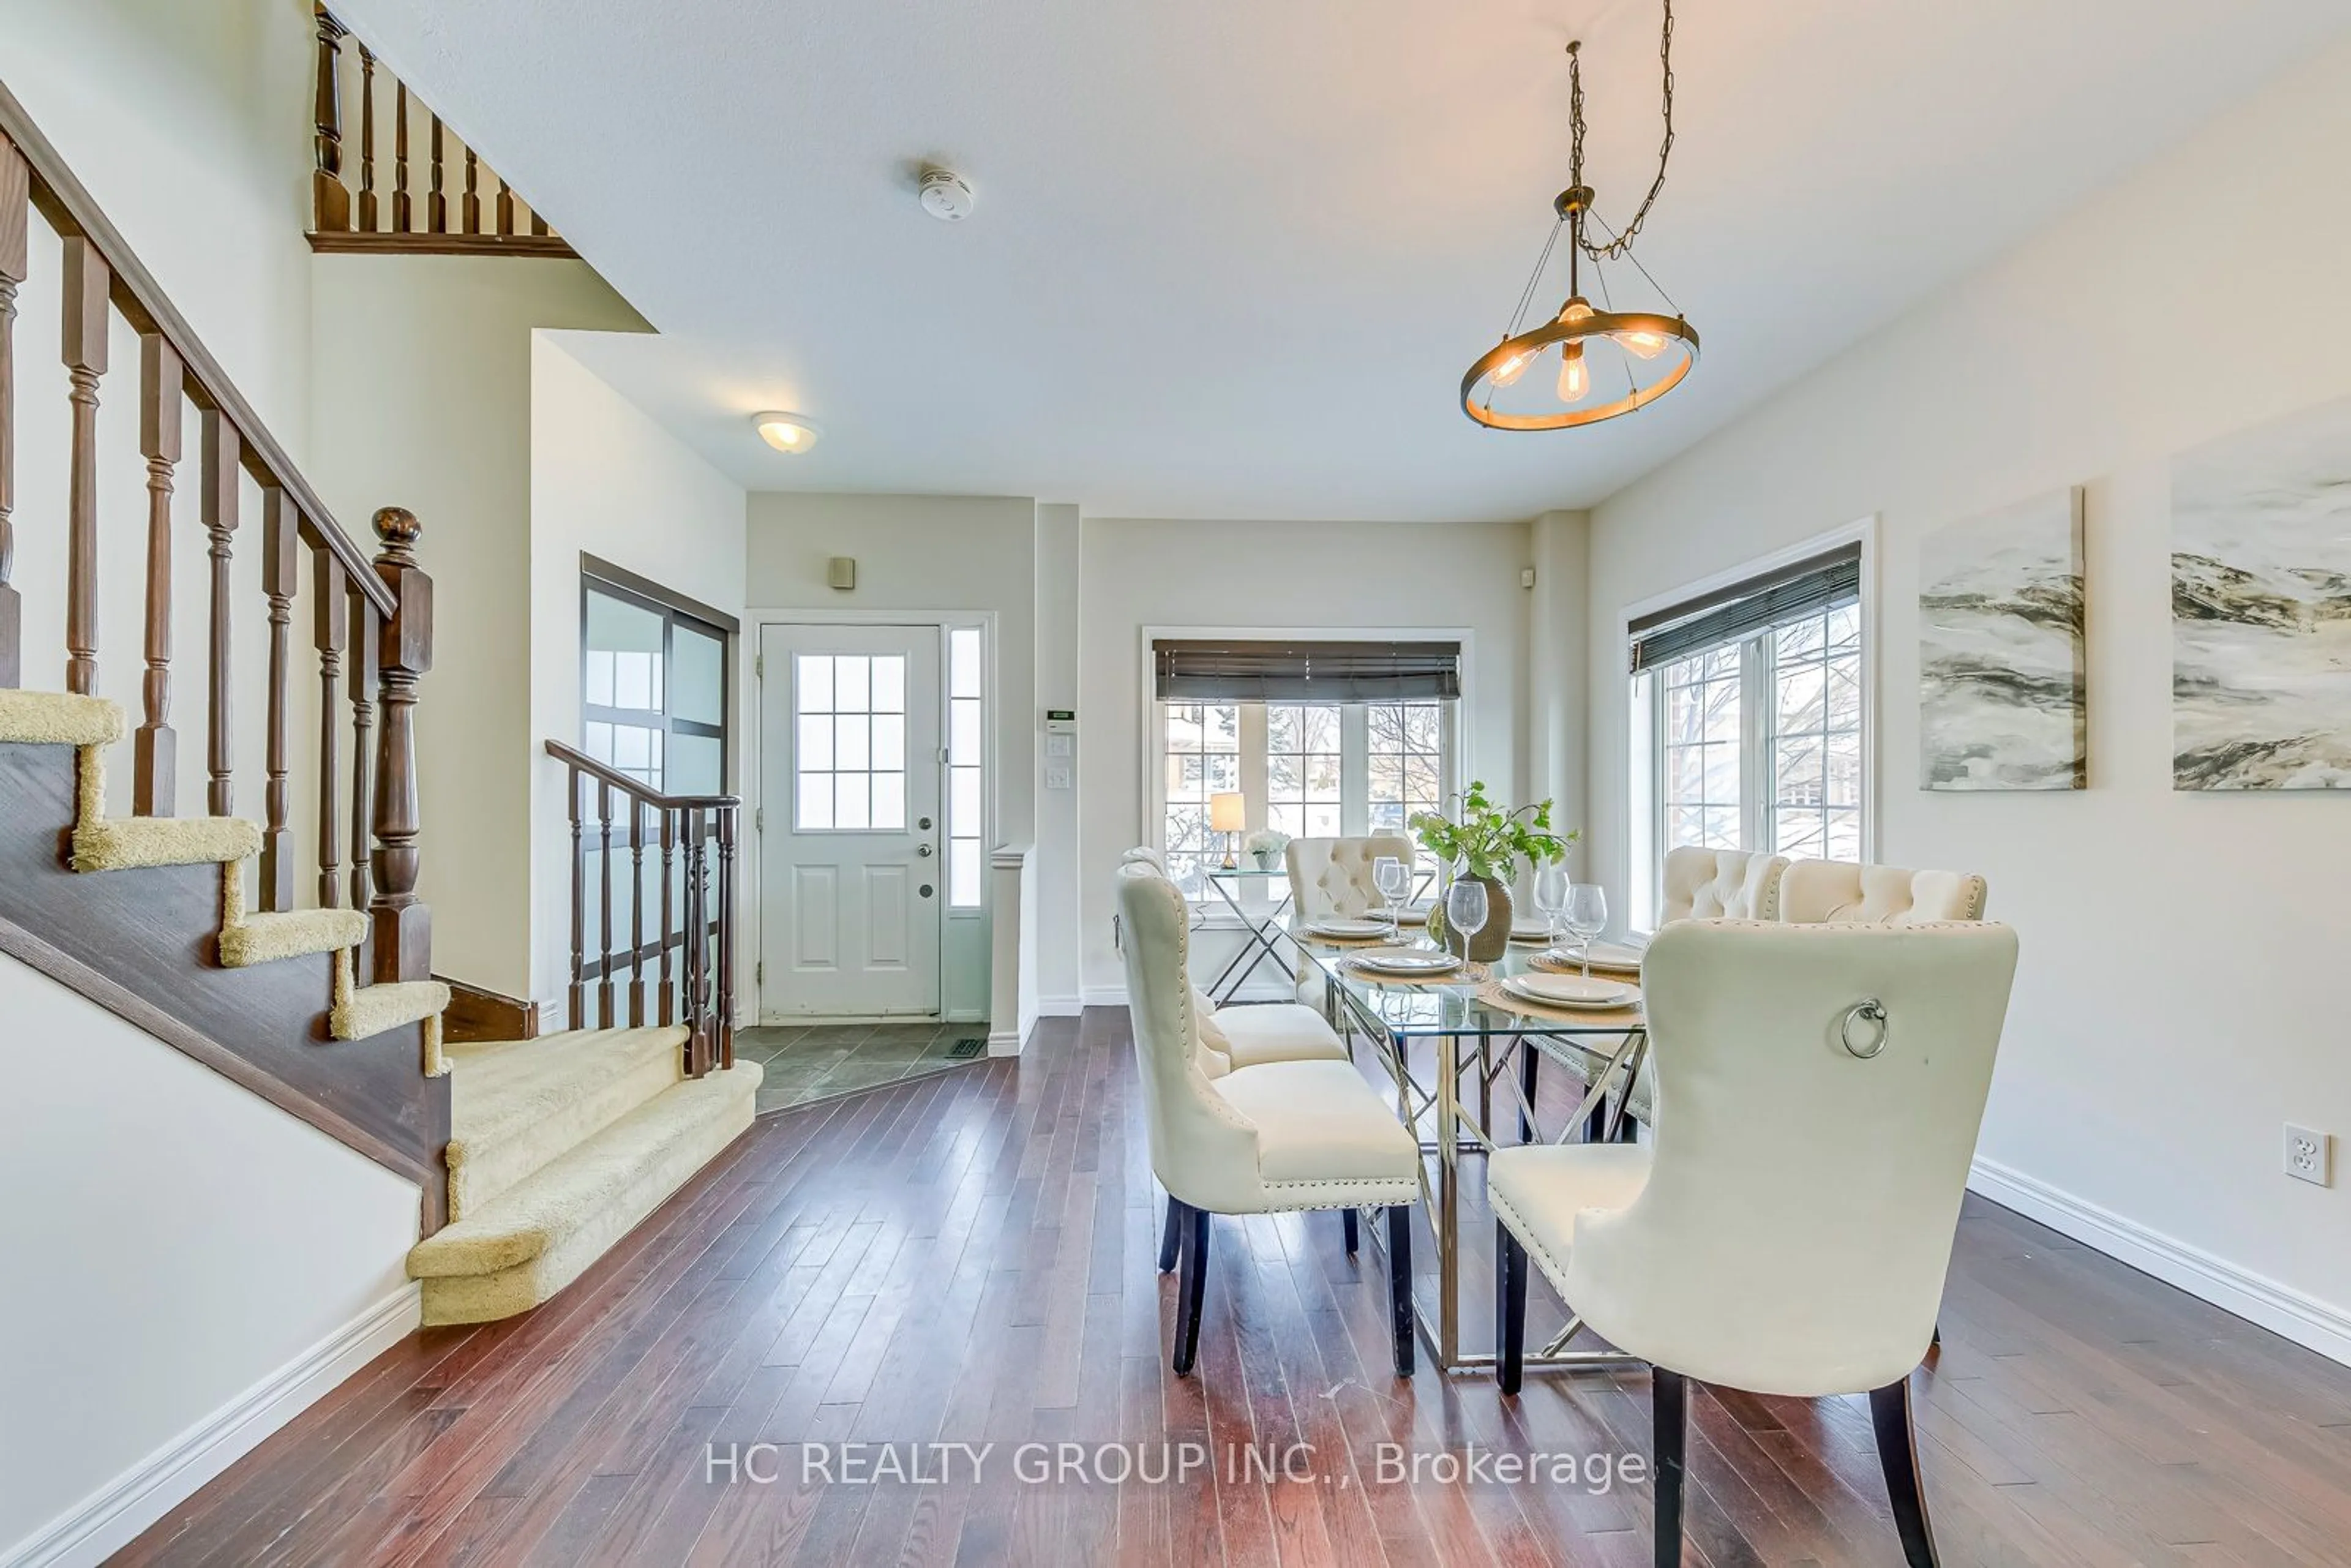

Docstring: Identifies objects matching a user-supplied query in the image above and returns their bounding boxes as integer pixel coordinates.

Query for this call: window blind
[1152,639,1461,702]
[1627,545,1862,673]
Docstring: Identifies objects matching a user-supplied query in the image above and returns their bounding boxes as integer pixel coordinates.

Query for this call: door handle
[917,843,934,857]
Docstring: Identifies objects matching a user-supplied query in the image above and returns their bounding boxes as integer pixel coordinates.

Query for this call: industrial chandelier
[1461,1,1696,430]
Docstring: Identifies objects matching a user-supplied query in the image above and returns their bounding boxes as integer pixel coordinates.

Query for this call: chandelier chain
[1569,0,1674,263]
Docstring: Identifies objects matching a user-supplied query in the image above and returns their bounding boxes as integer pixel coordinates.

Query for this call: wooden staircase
[0,62,756,1316]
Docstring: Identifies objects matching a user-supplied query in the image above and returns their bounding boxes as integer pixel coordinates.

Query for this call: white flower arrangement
[1242,828,1291,865]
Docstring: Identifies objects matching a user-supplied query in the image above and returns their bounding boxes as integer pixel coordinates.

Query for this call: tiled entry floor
[736,1021,988,1114]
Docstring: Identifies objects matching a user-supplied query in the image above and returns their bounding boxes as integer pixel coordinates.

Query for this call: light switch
[1045,763,1074,790]
[1046,733,1073,759]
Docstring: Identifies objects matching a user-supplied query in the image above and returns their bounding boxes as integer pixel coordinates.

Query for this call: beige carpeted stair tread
[0,689,124,746]
[219,907,370,968]
[72,815,261,871]
[330,978,450,1041]
[407,1062,762,1326]
[445,1026,689,1221]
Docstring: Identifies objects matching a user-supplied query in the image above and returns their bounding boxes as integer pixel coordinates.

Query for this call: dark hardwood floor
[119,1010,2351,1566]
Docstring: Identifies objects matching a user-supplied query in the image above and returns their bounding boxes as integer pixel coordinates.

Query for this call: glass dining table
[1289,915,1653,1377]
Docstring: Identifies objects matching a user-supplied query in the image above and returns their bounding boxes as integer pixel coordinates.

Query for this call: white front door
[760,624,943,1018]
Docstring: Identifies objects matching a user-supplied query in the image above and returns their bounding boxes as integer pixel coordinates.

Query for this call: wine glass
[1373,855,1408,933]
[1564,883,1608,978]
[1444,876,1488,961]
[1531,862,1569,952]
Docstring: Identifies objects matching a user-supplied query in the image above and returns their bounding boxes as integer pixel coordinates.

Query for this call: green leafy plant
[1409,781,1575,883]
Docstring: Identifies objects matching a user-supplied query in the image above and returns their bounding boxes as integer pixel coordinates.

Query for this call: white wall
[0,0,317,457]
[1078,515,1537,1000]
[1584,37,2351,1358]
[0,961,419,1567]
[530,337,749,1016]
[744,493,1039,1022]
[309,257,649,999]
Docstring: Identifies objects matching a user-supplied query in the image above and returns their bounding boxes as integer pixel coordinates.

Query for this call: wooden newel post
[369,506,430,981]
[312,4,351,233]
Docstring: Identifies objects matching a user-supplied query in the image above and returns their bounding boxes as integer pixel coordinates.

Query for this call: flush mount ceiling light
[752,411,820,453]
[1461,1,1697,431]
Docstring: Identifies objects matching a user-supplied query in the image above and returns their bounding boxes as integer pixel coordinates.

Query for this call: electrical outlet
[2285,1124,2333,1187]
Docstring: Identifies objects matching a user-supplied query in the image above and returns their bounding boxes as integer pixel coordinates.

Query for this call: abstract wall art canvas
[2173,397,2351,790]
[1918,488,2087,790]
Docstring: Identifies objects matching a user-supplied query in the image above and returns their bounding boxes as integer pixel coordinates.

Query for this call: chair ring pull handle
[1840,999,1890,1059]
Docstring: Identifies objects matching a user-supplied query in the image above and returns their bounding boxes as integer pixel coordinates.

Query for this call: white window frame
[1620,521,1878,933]
[1139,625,1477,922]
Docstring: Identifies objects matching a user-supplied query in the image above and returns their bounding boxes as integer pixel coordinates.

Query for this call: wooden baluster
[356,40,378,231]
[311,4,351,232]
[200,413,239,816]
[393,82,411,233]
[718,804,736,1069]
[598,780,614,1027]
[315,550,345,907]
[260,492,297,909]
[0,132,26,688]
[462,148,481,235]
[368,507,432,982]
[349,591,378,921]
[134,336,181,814]
[62,238,107,696]
[684,808,708,1076]
[628,800,646,1027]
[427,115,447,233]
[568,767,586,1028]
[531,206,550,239]
[658,810,675,1027]
[495,177,515,239]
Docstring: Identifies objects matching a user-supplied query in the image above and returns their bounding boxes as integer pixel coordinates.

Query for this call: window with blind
[1152,639,1461,897]
[1629,545,1867,920]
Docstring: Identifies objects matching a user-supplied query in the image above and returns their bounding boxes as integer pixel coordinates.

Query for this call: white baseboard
[1081,985,1128,1009]
[5,1284,422,1568]
[1037,994,1082,1017]
[1968,1157,2351,1367]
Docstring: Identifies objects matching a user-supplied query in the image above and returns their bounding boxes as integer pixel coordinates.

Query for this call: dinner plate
[1307,917,1391,939]
[1347,949,1463,978]
[1547,942,1643,973]
[1508,923,1554,943]
[1393,904,1432,926]
[1501,973,1633,1010]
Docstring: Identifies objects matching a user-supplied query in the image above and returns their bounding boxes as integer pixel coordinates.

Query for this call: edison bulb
[1557,343,1590,403]
[1557,297,1595,325]
[1491,349,1532,388]
[1619,329,1668,359]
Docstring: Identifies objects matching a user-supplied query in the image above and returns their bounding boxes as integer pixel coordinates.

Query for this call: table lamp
[1209,792,1245,869]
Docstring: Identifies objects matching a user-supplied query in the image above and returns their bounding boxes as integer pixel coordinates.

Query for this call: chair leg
[1870,1378,1941,1567]
[1496,1221,1529,1395]
[1652,1367,1687,1568]
[1172,1203,1211,1376]
[1158,1195,1182,1274]
[1518,1049,1540,1143]
[1387,1205,1415,1378]
[1342,1206,1359,1254]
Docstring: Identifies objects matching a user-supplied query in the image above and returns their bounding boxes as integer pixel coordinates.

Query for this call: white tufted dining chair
[1284,835,1419,922]
[1659,846,1790,923]
[1779,860,1989,925]
[1489,918,2018,1566]
[1117,864,1422,1376]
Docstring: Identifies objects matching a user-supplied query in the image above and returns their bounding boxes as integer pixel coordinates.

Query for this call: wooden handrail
[0,77,392,618]
[544,739,739,811]
[546,738,736,1075]
[309,6,574,258]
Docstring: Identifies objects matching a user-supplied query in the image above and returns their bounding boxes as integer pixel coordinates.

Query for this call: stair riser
[420,1081,756,1326]
[451,1047,684,1220]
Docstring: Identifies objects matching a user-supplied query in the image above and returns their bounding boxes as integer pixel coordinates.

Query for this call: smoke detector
[918,167,975,221]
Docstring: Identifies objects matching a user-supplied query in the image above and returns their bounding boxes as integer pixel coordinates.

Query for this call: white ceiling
[339,0,2351,520]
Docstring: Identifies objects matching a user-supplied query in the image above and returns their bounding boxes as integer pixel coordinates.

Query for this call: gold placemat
[1475,977,1643,1023]
[1340,950,1491,988]
[1529,949,1643,979]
